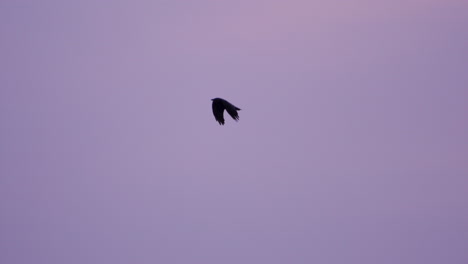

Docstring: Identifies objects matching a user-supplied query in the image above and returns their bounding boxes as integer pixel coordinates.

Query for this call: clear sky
[1,1,467,263]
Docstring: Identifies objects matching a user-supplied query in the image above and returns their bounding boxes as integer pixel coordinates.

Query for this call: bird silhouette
[211,98,241,125]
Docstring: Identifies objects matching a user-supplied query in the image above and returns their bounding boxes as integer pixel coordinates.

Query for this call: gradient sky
[1,1,468,263]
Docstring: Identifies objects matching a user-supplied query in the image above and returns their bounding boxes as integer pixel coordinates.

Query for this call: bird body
[211,98,241,125]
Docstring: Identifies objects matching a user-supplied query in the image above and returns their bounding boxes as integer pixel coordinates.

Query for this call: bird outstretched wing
[223,100,240,121]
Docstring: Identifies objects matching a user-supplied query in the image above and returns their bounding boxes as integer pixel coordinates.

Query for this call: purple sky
[1,1,468,263]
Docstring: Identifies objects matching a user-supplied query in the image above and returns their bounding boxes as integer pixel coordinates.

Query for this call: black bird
[211,98,241,125]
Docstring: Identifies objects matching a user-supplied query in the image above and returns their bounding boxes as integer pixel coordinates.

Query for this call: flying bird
[211,98,241,125]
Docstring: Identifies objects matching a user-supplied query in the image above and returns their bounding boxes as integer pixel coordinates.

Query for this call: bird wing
[223,100,240,121]
[212,100,225,125]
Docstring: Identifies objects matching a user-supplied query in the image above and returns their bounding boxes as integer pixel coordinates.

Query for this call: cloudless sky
[1,1,467,263]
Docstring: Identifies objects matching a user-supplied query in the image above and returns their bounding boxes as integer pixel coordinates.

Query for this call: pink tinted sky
[1,1,467,263]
